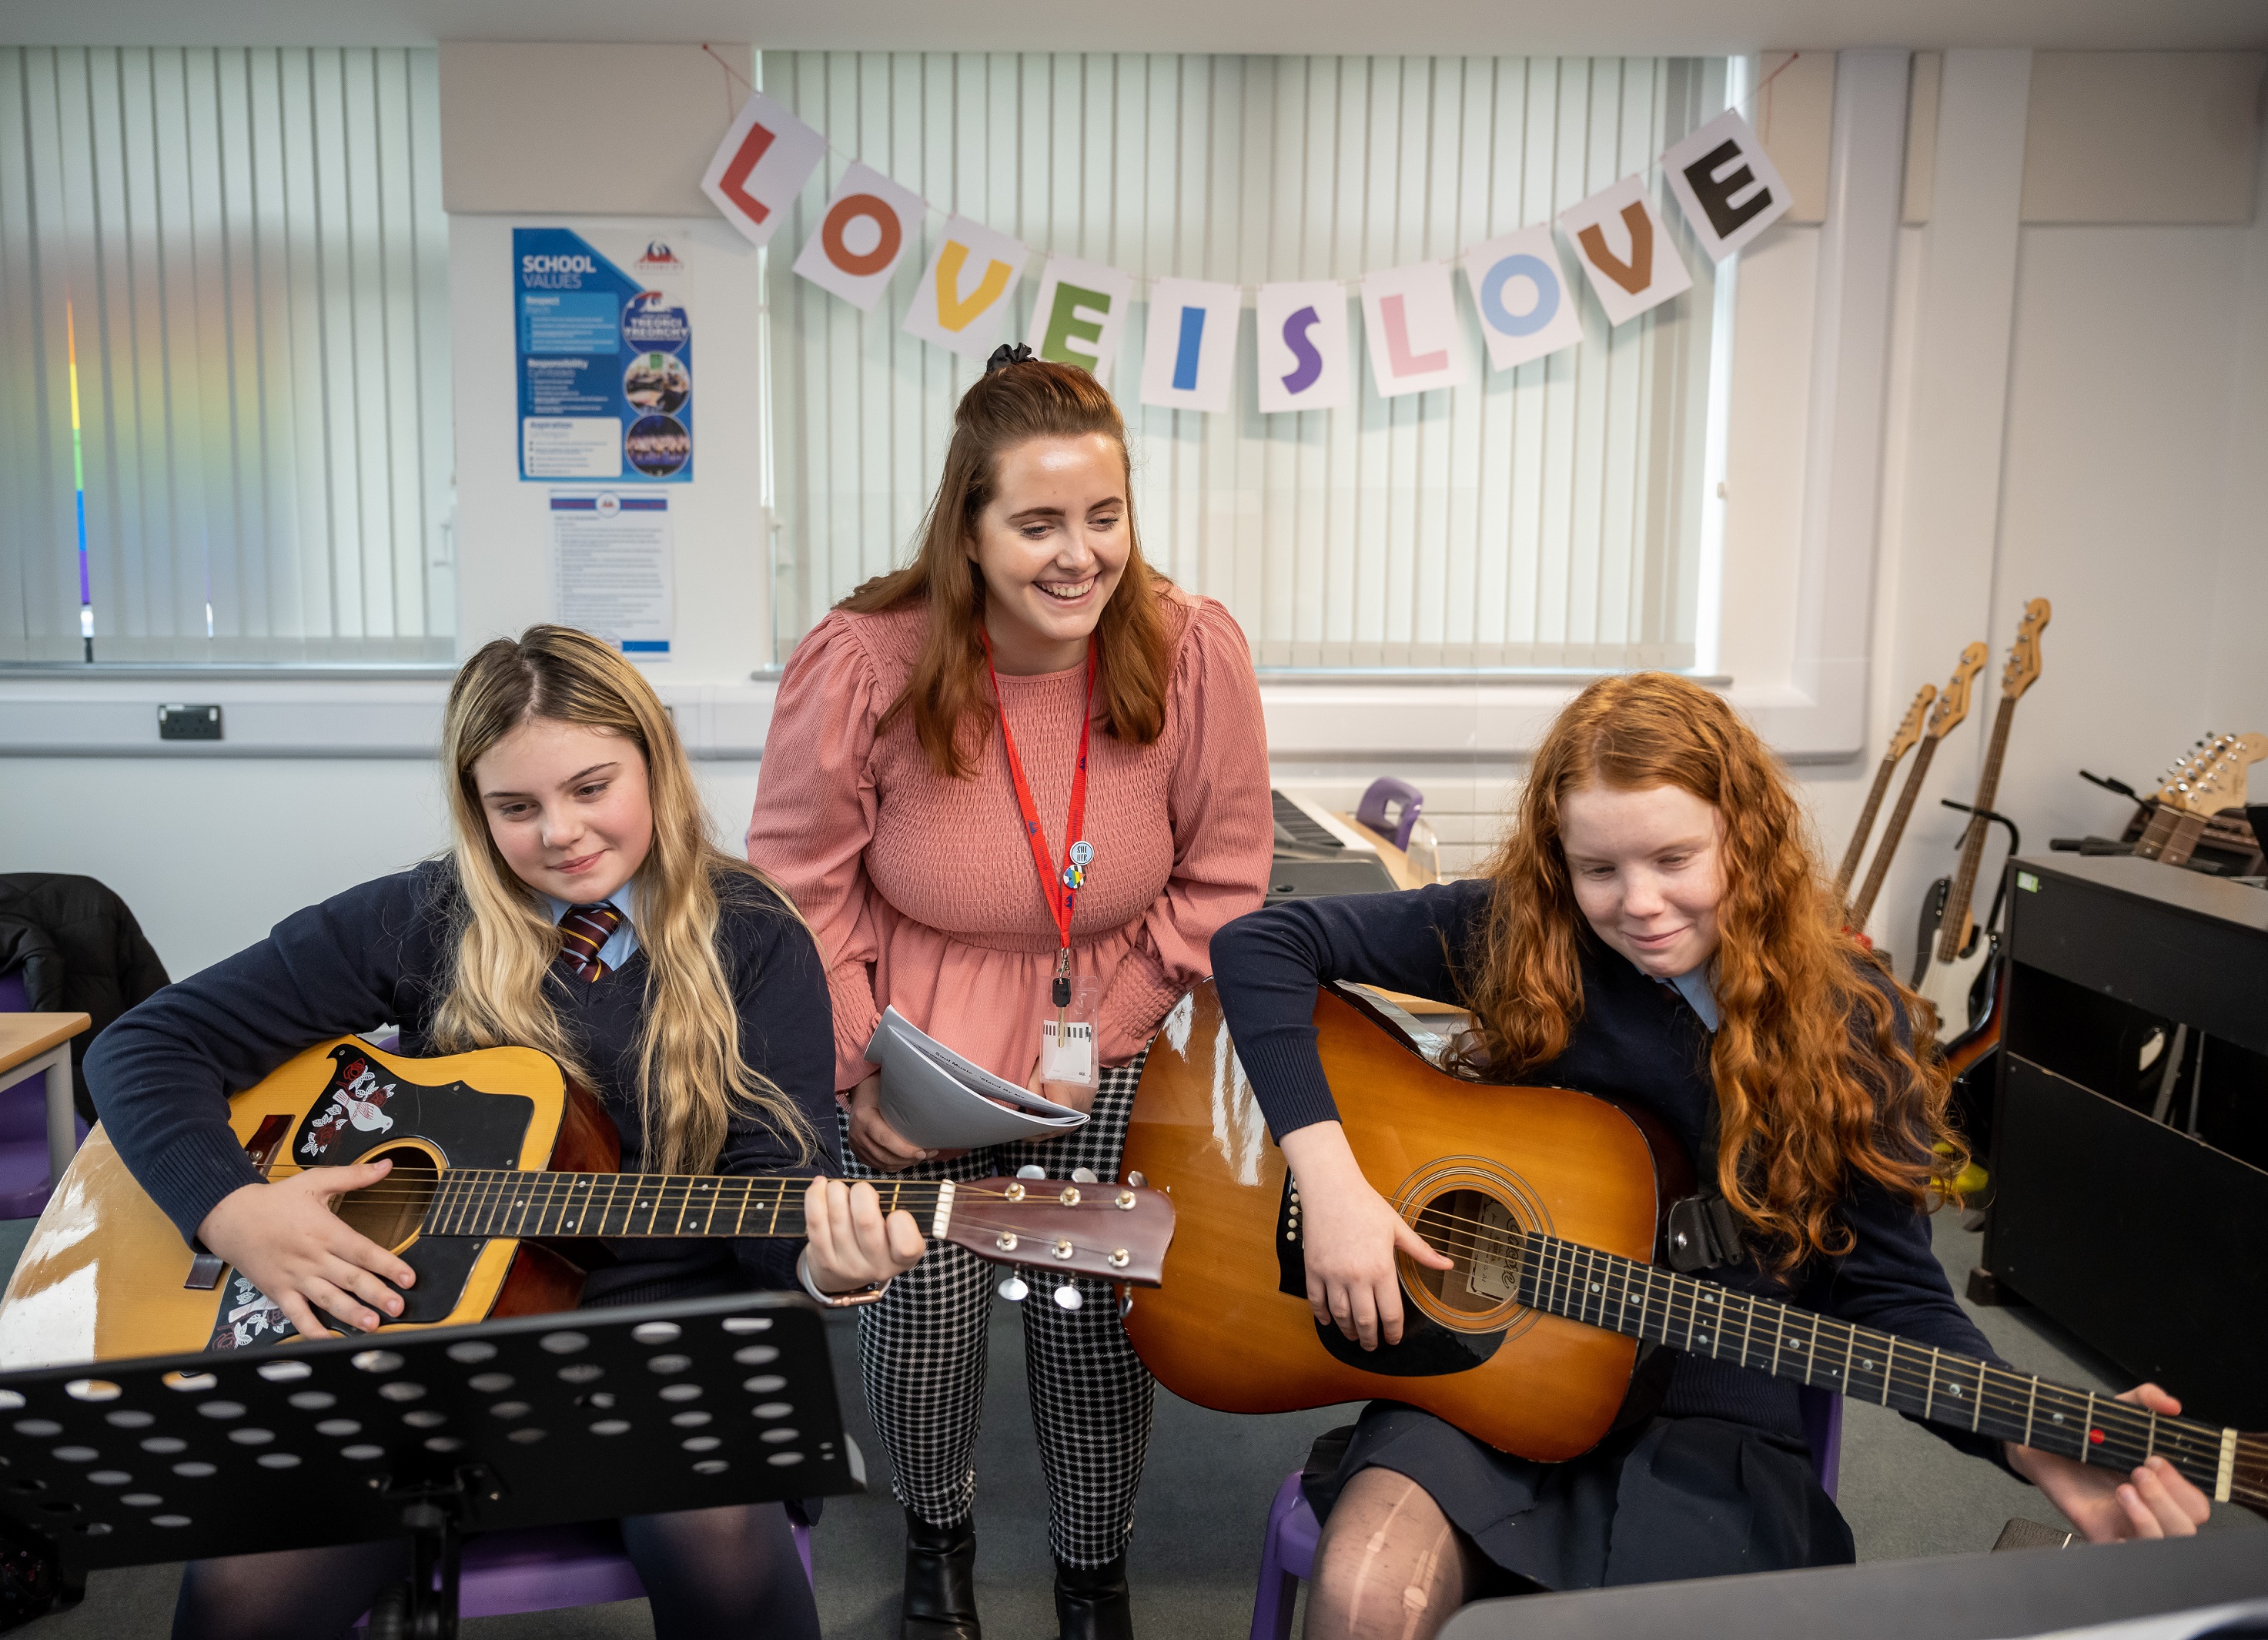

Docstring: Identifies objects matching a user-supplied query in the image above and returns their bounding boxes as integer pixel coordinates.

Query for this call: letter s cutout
[1281,306,1324,394]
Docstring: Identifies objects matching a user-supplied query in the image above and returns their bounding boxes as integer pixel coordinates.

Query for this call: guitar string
[1378,1210,2221,1468]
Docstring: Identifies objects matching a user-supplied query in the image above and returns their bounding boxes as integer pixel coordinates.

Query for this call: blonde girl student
[748,353,1273,1639]
[1209,672,2207,1640]
[86,625,925,1640]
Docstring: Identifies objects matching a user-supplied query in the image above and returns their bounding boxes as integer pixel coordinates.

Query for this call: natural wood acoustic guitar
[0,1039,1173,1368]
[1119,982,2265,1512]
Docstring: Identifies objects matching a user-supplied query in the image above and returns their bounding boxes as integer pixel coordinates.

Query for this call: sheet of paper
[550,490,674,657]
[865,1007,1090,1150]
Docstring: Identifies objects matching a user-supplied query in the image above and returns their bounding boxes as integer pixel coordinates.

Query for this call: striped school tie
[555,901,624,982]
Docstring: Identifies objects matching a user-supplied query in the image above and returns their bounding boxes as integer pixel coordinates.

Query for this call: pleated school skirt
[1301,1401,1855,1593]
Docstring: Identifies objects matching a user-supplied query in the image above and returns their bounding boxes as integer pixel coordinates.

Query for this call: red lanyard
[982,631,1095,957]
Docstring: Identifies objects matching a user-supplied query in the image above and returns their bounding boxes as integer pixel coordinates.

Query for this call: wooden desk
[0,1012,92,1189]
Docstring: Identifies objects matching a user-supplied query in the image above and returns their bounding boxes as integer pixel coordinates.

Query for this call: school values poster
[516,228,694,484]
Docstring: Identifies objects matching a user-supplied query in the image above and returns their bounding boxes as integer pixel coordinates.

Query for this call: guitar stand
[0,1292,861,1635]
[1940,799,2022,935]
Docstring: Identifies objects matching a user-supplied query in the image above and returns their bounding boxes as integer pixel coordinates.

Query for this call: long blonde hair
[432,624,813,1173]
[1452,673,1963,1271]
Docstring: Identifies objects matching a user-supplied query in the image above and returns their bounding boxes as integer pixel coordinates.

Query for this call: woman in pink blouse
[748,353,1273,1640]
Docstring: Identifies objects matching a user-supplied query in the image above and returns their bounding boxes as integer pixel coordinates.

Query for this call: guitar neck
[1511,1229,2263,1509]
[420,1170,952,1241]
[1834,753,1904,903]
[1848,738,1942,928]
[1935,697,2019,962]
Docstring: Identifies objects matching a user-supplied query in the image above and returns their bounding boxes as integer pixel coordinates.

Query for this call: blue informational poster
[516,227,694,484]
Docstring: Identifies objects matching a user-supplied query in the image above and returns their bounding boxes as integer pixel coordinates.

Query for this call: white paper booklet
[863,1006,1091,1149]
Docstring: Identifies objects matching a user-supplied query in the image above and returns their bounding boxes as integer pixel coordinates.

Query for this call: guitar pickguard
[206,1044,540,1350]
[1274,1170,1506,1378]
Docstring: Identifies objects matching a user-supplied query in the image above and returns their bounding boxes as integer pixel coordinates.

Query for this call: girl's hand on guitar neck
[802,1176,928,1293]
[2006,1382,2211,1541]
[1280,1122,1453,1350]
[197,1160,416,1340]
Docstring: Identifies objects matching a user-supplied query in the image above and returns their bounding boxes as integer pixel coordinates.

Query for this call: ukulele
[1846,644,1989,932]
[1834,683,1935,910]
[1913,599,2050,1033]
[1120,982,2266,1512]
[0,1039,1173,1367]
[2131,733,2268,869]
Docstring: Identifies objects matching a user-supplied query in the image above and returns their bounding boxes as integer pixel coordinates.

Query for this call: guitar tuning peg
[1071,1167,1099,1184]
[999,1277,1029,1303]
[1016,1164,1046,1180]
[1052,1283,1084,1312]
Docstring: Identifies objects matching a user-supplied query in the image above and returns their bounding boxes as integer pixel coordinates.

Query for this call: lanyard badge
[985,634,1101,1094]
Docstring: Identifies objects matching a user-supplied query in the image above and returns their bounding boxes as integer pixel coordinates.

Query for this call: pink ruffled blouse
[747,590,1274,1095]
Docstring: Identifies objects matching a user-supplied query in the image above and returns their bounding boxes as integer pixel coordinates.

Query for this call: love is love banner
[702,92,1791,414]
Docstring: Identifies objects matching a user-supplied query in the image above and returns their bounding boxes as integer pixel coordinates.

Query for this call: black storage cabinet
[1981,854,2268,1429]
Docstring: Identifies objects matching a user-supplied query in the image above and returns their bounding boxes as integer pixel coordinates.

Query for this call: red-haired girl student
[1209,671,2207,1640]
[748,352,1273,1639]
[87,626,925,1640]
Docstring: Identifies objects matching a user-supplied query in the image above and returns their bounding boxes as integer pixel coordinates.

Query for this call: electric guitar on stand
[1847,644,1991,934]
[2132,733,2268,868]
[1835,683,1935,913]
[1912,599,2051,1036]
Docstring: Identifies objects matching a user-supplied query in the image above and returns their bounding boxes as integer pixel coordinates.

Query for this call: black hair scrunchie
[984,342,1035,375]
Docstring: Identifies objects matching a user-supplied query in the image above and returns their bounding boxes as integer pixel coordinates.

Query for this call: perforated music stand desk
[0,1291,858,1635]
[1437,1529,2268,1640]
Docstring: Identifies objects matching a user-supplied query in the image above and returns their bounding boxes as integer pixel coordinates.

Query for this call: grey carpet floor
[5,1212,2259,1638]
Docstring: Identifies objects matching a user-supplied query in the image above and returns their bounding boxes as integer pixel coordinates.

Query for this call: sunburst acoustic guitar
[0,1039,1174,1369]
[1119,983,2265,1512]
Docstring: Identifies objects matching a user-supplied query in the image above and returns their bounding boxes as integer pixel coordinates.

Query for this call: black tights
[171,1501,820,1640]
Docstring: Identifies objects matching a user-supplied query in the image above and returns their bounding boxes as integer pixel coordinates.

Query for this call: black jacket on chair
[0,872,169,1122]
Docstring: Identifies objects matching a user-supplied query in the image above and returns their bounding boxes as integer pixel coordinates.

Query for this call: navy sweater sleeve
[719,886,843,1291]
[85,866,443,1243]
[1209,880,1490,1138]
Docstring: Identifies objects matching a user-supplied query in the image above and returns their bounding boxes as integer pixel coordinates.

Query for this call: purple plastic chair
[1355,778,1427,852]
[353,1516,811,1627]
[0,967,87,1220]
[1249,1391,1843,1640]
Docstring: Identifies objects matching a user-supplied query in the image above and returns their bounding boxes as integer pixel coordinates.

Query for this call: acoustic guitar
[1846,643,1989,932]
[1119,983,2265,1511]
[1833,682,1935,911]
[0,1039,1174,1368]
[1914,599,2051,1032]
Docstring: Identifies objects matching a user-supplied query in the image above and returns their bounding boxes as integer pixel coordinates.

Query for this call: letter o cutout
[1480,254,1561,339]
[822,195,902,277]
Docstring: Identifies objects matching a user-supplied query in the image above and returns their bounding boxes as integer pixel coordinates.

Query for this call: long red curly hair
[1450,672,1965,1270]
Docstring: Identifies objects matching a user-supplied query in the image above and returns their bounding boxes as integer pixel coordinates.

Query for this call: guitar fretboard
[1848,736,1942,927]
[419,1171,949,1241]
[1508,1228,2263,1509]
[1936,694,2019,962]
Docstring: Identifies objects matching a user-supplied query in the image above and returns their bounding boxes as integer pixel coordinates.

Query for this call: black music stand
[0,1291,859,1638]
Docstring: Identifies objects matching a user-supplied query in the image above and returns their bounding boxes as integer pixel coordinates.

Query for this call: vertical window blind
[761,52,1724,671]
[0,45,453,664]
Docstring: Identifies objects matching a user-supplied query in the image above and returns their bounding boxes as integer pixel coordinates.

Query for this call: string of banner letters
[694,46,1802,416]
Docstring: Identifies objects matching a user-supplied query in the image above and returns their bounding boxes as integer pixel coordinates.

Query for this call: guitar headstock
[1925,644,1990,739]
[940,1176,1176,1287]
[1887,684,1936,762]
[2001,597,2052,700]
[2155,731,2268,817]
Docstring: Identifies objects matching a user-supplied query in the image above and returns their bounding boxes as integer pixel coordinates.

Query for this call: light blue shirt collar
[544,881,641,972]
[1661,965,1721,1033]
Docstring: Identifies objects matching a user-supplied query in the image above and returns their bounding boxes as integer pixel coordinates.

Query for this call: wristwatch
[797,1247,891,1308]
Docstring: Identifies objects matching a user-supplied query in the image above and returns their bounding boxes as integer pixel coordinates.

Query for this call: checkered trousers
[841,1053,1156,1569]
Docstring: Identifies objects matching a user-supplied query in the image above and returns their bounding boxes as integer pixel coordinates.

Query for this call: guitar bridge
[1276,1173,1306,1298]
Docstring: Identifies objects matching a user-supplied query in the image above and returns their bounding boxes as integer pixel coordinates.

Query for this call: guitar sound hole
[336,1147,439,1253]
[1409,1189,1524,1317]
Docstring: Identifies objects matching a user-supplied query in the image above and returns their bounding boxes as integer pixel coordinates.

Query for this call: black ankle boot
[1053,1552,1132,1640]
[902,1507,981,1640]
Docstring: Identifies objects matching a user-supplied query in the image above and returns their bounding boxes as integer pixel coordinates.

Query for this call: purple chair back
[1355,778,1426,852]
[1798,1387,1843,1500]
[0,971,29,1012]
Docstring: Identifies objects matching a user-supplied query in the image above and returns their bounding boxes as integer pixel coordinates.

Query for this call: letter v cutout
[935,243,1012,332]
[1576,202,1654,295]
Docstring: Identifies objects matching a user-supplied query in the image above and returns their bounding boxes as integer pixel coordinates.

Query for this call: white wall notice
[550,490,674,657]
